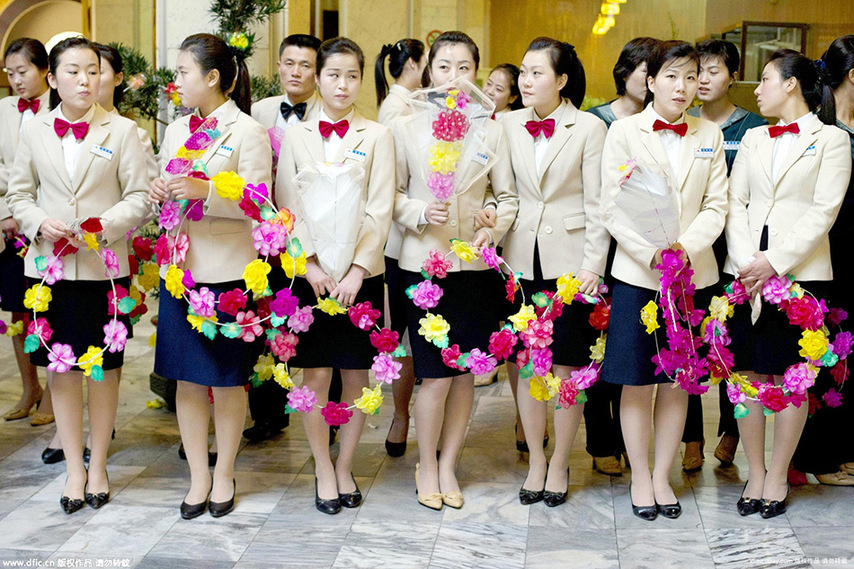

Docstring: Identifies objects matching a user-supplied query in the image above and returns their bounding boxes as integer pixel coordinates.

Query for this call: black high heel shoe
[209,479,236,518]
[84,472,110,509]
[519,463,547,505]
[180,489,210,520]
[338,473,362,508]
[42,447,65,464]
[759,484,789,519]
[315,477,341,515]
[543,468,569,507]
[737,480,761,516]
[630,483,657,521]
[656,501,682,519]
[178,443,217,467]
[384,418,407,458]
[60,477,86,515]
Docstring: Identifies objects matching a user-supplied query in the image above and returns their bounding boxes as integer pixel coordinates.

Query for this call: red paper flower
[756,383,787,413]
[153,234,171,266]
[320,401,353,426]
[589,301,610,331]
[348,302,381,331]
[369,328,399,353]
[132,236,154,261]
[128,254,139,277]
[80,217,103,233]
[830,362,849,386]
[218,289,248,316]
[53,237,78,258]
[505,275,519,303]
[488,328,518,360]
[239,193,263,222]
[441,344,465,371]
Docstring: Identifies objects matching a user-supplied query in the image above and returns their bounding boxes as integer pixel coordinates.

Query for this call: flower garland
[703,275,851,416]
[409,239,608,408]
[0,235,29,337]
[427,89,471,201]
[639,248,710,394]
[21,217,131,380]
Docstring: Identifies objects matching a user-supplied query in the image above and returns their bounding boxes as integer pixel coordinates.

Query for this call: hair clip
[814,59,827,71]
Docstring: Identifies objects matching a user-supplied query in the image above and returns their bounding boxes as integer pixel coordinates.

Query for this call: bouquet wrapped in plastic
[614,157,680,249]
[293,162,365,282]
[397,77,497,201]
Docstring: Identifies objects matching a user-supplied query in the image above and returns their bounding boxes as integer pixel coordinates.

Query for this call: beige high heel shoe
[442,490,464,509]
[415,463,443,511]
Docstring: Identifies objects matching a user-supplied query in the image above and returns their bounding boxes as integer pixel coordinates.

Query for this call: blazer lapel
[72,106,109,191]
[38,112,73,192]
[6,103,19,150]
[201,100,239,168]
[675,116,699,193]
[514,109,539,192]
[757,129,775,185]
[300,121,326,164]
[334,112,366,163]
[774,116,820,188]
[539,103,576,179]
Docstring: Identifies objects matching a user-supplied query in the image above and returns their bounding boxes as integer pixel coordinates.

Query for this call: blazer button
[769,228,778,236]
[450,220,457,227]
[544,226,553,235]
[537,201,544,208]
[68,198,75,206]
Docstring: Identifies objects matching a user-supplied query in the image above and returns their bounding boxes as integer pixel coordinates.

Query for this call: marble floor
[0,307,852,569]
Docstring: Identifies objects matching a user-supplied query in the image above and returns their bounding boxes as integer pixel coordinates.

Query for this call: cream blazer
[157,99,272,283]
[503,102,609,280]
[724,113,851,281]
[0,90,51,250]
[377,85,414,261]
[600,105,729,290]
[393,118,519,273]
[6,103,152,280]
[251,92,321,130]
[276,109,395,278]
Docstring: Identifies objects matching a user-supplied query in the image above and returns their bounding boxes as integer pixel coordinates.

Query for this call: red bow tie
[653,119,687,137]
[17,98,40,114]
[54,118,89,140]
[189,115,205,133]
[525,118,555,139]
[768,123,800,138]
[319,120,349,139]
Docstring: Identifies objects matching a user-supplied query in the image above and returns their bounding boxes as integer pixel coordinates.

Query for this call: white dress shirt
[650,107,685,178]
[56,103,96,180]
[318,108,355,163]
[532,101,566,177]
[771,112,812,185]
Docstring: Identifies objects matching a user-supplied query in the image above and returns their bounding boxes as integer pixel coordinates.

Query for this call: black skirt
[289,274,385,370]
[403,269,501,379]
[154,279,261,386]
[28,277,131,371]
[384,256,408,337]
[0,241,27,312]
[601,279,714,386]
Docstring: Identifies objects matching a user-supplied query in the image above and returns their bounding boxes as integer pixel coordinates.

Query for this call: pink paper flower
[823,388,843,408]
[521,319,554,350]
[370,328,399,353]
[271,332,299,361]
[481,247,503,271]
[726,383,746,405]
[158,201,181,231]
[432,109,469,142]
[185,199,204,221]
[287,306,314,333]
[154,234,171,266]
[188,286,216,318]
[410,280,443,310]
[348,302,381,331]
[41,256,64,285]
[252,222,287,256]
[236,310,263,342]
[218,289,247,316]
[372,353,402,384]
[427,171,454,201]
[245,183,268,201]
[441,343,465,371]
[761,275,791,305]
[28,317,53,342]
[173,233,189,264]
[488,328,518,360]
[531,347,553,377]
[287,385,317,413]
[103,320,128,353]
[107,284,130,316]
[466,348,497,376]
[101,248,120,278]
[570,364,599,390]
[422,250,453,279]
[558,378,579,408]
[832,331,854,360]
[182,269,195,289]
[270,289,299,318]
[782,362,817,395]
[320,401,353,426]
[47,343,75,373]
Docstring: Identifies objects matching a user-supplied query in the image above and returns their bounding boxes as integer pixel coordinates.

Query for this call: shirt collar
[777,112,812,131]
[57,102,96,125]
[319,107,355,125]
[650,105,685,126]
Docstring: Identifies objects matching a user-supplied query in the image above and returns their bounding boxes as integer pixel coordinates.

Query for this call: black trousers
[583,381,625,457]
[247,368,343,427]
[682,383,739,443]
[793,368,854,474]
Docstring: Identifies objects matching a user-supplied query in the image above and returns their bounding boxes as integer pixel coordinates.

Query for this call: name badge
[693,147,714,159]
[215,145,234,158]
[90,145,113,160]
[802,145,816,156]
[344,148,366,162]
[722,140,740,152]
[474,152,490,166]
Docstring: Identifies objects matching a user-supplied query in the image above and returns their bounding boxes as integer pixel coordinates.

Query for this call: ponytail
[374,39,425,107]
[232,53,251,115]
[180,33,251,115]
[769,49,836,126]
[525,37,586,108]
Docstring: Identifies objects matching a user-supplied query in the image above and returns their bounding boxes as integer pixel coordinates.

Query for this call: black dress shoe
[315,478,341,515]
[338,474,362,508]
[60,495,85,514]
[209,479,236,518]
[384,418,407,458]
[630,483,657,521]
[657,501,682,519]
[737,481,761,516]
[515,425,549,453]
[84,489,110,509]
[83,447,91,465]
[42,447,65,464]
[519,487,545,505]
[544,489,568,507]
[180,496,208,520]
[759,487,788,519]
[242,422,285,442]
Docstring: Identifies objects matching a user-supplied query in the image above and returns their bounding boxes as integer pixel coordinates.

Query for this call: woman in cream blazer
[394,31,518,511]
[0,38,52,427]
[149,34,272,520]
[599,41,728,521]
[7,38,151,514]
[502,38,609,508]
[724,50,851,519]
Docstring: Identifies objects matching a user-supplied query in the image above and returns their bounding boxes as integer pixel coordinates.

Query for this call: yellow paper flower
[529,376,552,402]
[211,171,245,201]
[243,259,271,295]
[82,232,100,251]
[253,353,275,381]
[318,297,347,316]
[146,399,164,409]
[78,345,104,377]
[708,296,733,321]
[640,300,659,334]
[24,284,52,312]
[186,313,205,331]
[354,384,384,415]
[280,251,307,279]
[165,265,185,298]
[429,141,461,174]
[445,96,457,109]
[418,313,450,343]
[4,320,24,336]
[798,330,829,361]
[228,32,249,50]
[272,363,294,389]
[137,262,160,292]
[590,334,607,363]
[556,273,581,304]
[509,304,536,332]
[789,283,805,299]
[450,239,477,263]
[175,146,204,161]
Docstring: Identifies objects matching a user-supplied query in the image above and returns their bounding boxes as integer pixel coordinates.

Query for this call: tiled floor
[0,307,852,568]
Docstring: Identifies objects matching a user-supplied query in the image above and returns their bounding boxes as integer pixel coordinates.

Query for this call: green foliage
[110,42,178,123]
[251,74,282,103]
[209,0,286,58]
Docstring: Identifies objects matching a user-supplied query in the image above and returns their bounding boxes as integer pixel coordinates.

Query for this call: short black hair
[279,34,321,57]
[696,39,740,77]
[613,37,658,96]
[95,43,124,109]
[317,37,364,77]
[644,40,699,106]
[5,38,48,70]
